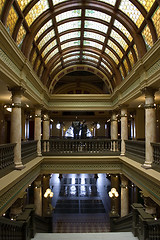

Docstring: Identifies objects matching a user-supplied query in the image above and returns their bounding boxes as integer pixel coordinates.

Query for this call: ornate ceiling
[0,0,160,94]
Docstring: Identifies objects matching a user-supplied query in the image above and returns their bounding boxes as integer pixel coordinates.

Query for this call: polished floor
[50,174,111,233]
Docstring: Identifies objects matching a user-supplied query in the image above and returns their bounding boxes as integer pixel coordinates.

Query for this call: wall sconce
[109,188,119,215]
[44,188,54,198]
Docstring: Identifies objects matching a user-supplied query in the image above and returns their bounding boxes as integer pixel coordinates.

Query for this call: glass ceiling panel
[119,0,144,28]
[51,62,62,74]
[35,20,52,41]
[114,20,133,42]
[63,51,80,58]
[105,48,119,64]
[110,29,128,51]
[84,20,108,33]
[83,51,100,58]
[83,40,103,50]
[17,0,32,11]
[97,0,116,6]
[128,51,134,67]
[101,62,112,74]
[63,55,80,63]
[60,31,80,42]
[42,42,56,58]
[152,7,160,38]
[82,55,98,62]
[52,0,67,6]
[58,21,81,33]
[45,48,59,64]
[84,31,105,42]
[38,30,55,50]
[61,40,80,50]
[6,6,18,35]
[142,25,153,50]
[137,0,154,12]
[25,0,49,27]
[17,25,26,48]
[123,59,129,74]
[107,40,123,59]
[0,0,5,16]
[85,9,111,23]
[56,9,81,22]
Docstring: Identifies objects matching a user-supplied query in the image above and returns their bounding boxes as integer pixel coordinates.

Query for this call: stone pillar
[21,109,25,141]
[120,107,128,155]
[9,86,25,169]
[34,105,42,156]
[120,175,129,217]
[111,112,118,151]
[34,177,42,216]
[142,87,157,168]
[43,112,50,152]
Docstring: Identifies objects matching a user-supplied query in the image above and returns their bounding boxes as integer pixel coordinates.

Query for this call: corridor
[50,174,111,233]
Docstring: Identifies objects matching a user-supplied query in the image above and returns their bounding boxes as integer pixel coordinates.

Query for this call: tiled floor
[50,174,111,233]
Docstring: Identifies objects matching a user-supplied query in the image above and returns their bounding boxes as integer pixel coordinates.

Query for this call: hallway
[50,174,111,233]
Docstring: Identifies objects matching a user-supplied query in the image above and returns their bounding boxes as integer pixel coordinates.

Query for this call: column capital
[34,104,44,110]
[141,87,158,97]
[8,86,25,96]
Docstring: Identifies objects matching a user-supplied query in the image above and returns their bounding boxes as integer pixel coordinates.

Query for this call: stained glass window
[107,40,123,59]
[31,51,37,65]
[82,55,98,62]
[61,40,80,50]
[83,40,103,50]
[35,20,52,41]
[17,0,32,11]
[63,55,80,62]
[142,25,153,50]
[84,20,108,33]
[64,51,80,58]
[123,59,129,74]
[60,31,80,42]
[0,0,5,17]
[84,31,105,42]
[113,20,133,42]
[137,0,154,12]
[45,48,59,64]
[133,44,139,59]
[85,9,111,23]
[110,29,128,51]
[119,65,125,79]
[119,0,144,28]
[58,21,81,33]
[39,65,44,78]
[128,51,135,67]
[97,0,116,5]
[105,48,119,64]
[38,30,55,50]
[16,25,26,48]
[6,6,18,35]
[52,0,67,5]
[35,59,41,71]
[25,0,49,27]
[101,62,112,74]
[152,7,160,38]
[56,9,81,22]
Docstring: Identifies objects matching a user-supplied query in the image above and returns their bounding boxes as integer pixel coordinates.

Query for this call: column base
[141,162,152,169]
[15,164,25,170]
[120,153,125,156]
[37,152,42,157]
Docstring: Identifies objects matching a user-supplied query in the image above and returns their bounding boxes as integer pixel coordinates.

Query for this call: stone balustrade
[125,140,145,164]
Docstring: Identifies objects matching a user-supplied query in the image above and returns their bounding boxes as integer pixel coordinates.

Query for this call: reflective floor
[50,174,111,233]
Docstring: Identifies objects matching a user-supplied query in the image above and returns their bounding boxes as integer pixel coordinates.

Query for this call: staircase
[32,232,138,240]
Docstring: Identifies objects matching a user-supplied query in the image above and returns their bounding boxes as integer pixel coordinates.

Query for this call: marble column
[34,106,42,156]
[111,112,118,151]
[142,87,157,168]
[43,112,50,152]
[120,175,129,217]
[34,177,42,216]
[9,86,25,169]
[120,108,128,155]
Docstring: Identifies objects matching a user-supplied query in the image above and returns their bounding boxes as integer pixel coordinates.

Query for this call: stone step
[32,232,138,240]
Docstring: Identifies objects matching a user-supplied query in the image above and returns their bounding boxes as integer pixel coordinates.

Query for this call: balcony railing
[151,142,160,170]
[125,140,145,164]
[41,138,121,155]
[0,143,15,171]
[21,140,38,164]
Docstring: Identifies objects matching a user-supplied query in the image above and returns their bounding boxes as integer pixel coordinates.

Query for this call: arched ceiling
[0,0,160,94]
